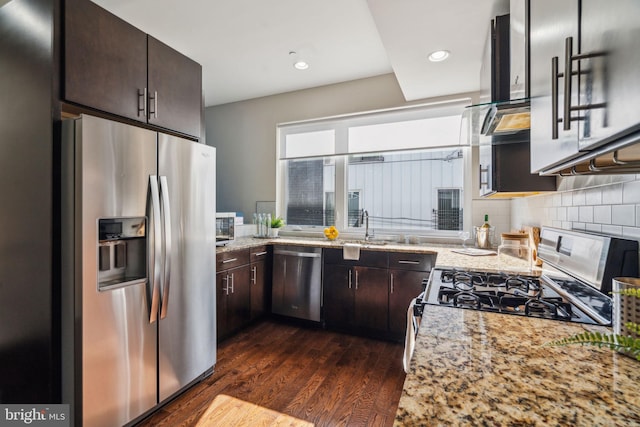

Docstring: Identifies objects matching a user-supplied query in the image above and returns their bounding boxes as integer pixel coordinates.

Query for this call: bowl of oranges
[323,225,339,241]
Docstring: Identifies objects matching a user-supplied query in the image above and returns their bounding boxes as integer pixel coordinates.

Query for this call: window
[284,157,335,226]
[348,149,464,232]
[277,100,470,234]
[347,191,361,227]
[436,189,462,230]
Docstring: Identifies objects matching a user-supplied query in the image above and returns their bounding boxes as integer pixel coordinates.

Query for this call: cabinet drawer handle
[253,251,268,257]
[138,88,147,118]
[221,257,238,264]
[398,260,420,265]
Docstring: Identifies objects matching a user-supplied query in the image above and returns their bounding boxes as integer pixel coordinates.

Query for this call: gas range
[423,268,610,324]
[420,227,639,326]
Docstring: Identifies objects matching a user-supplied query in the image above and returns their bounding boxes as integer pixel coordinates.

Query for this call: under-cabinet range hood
[462,98,530,144]
[482,100,530,136]
[463,10,556,198]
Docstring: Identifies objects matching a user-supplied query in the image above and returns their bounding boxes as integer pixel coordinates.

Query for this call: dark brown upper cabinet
[64,0,147,124]
[147,36,202,138]
[64,0,202,138]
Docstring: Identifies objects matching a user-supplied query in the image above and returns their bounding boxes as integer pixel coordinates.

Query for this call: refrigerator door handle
[159,175,172,319]
[149,175,162,323]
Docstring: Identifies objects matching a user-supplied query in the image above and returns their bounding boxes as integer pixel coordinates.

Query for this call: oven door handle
[403,291,424,374]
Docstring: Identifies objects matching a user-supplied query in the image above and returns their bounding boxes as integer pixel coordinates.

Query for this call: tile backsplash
[511,175,640,241]
[471,199,512,235]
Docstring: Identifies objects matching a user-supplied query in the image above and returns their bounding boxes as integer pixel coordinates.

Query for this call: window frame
[276,101,473,238]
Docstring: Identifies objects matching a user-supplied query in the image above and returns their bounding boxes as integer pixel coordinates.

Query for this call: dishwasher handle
[274,249,321,258]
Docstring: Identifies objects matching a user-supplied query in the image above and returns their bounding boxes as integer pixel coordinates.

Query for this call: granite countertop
[395,306,640,426]
[217,237,522,273]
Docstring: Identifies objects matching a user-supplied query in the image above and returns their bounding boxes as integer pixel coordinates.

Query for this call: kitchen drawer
[388,252,435,272]
[217,248,250,271]
[324,248,388,268]
[250,245,270,262]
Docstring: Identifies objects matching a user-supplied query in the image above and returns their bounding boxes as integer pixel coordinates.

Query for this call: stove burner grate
[453,292,481,309]
[434,270,576,321]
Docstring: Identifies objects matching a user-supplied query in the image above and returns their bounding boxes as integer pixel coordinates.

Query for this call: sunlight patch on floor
[196,394,314,426]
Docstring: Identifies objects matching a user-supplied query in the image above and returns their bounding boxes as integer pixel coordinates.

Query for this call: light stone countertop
[217,237,520,273]
[395,305,640,426]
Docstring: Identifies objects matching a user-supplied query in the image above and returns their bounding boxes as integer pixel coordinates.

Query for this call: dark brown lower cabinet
[216,265,251,341]
[249,246,270,321]
[353,266,389,332]
[323,249,389,336]
[323,248,434,341]
[324,265,355,328]
[387,252,434,340]
[389,269,428,338]
[216,246,271,342]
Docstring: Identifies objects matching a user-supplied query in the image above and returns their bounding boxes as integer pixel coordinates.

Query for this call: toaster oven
[215,212,235,246]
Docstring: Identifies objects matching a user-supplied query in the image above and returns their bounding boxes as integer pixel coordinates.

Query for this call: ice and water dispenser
[98,217,147,290]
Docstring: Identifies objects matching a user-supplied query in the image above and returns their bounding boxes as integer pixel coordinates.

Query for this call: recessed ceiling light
[289,51,309,70]
[428,50,450,62]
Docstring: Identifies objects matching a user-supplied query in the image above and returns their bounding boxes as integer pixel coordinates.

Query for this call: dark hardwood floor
[137,319,406,426]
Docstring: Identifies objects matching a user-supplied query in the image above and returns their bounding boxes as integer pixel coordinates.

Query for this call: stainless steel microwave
[215,212,235,246]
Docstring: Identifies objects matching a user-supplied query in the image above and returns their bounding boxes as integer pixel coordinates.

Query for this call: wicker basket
[612,277,640,339]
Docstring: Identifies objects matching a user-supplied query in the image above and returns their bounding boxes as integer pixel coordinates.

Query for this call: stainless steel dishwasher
[272,245,322,322]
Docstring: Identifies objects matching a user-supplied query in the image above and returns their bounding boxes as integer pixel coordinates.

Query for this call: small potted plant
[270,216,284,237]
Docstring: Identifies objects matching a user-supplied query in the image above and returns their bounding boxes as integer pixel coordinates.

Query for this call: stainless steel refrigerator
[61,114,216,426]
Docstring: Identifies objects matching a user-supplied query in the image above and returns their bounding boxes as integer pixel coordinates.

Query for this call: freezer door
[74,115,158,426]
[158,135,216,402]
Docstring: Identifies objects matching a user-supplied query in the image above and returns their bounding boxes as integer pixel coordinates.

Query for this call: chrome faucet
[361,210,370,241]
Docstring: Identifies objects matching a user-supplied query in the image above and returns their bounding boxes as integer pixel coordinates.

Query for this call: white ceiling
[92,0,508,107]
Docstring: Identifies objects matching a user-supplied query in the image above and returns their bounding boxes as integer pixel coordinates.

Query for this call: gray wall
[205,73,469,219]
